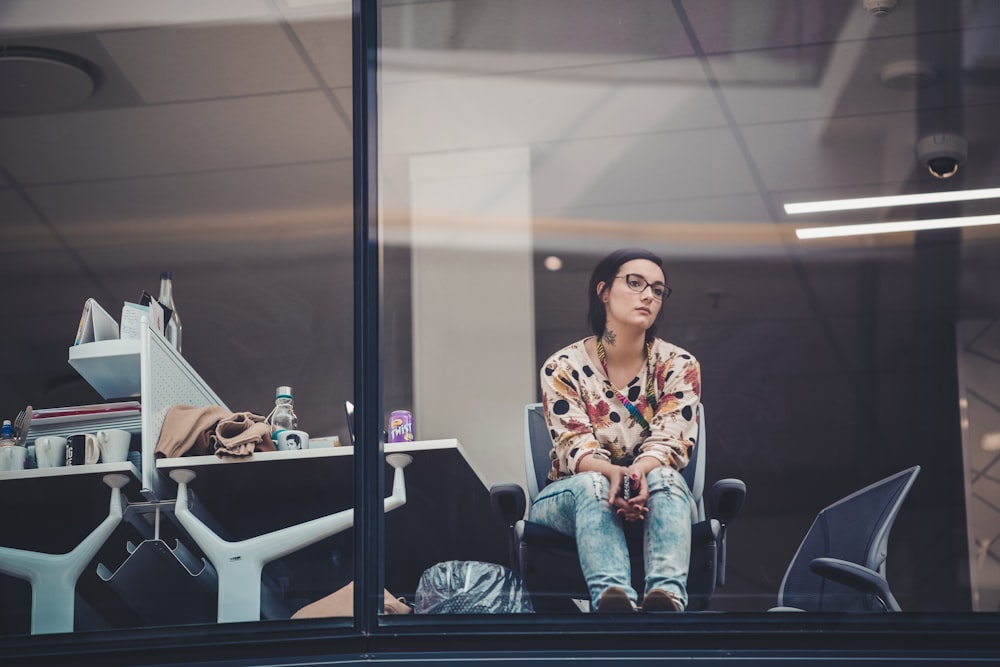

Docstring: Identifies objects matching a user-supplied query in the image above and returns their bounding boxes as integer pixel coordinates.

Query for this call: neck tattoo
[603,330,617,346]
[595,336,658,432]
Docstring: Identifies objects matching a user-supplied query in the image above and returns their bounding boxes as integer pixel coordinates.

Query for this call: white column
[408,147,534,489]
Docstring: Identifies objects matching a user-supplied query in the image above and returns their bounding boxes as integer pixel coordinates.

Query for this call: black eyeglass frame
[615,274,672,301]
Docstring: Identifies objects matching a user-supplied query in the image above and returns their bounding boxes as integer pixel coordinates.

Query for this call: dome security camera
[916,134,968,179]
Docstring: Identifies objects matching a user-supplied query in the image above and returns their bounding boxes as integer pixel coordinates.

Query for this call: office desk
[382,440,509,597]
[0,438,509,631]
[155,439,508,609]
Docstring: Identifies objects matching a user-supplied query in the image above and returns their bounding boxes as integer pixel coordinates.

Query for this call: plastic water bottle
[158,271,183,353]
[0,419,14,447]
[270,386,298,434]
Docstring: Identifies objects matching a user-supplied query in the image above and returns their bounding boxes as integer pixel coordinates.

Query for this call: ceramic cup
[0,445,27,471]
[66,433,100,466]
[96,429,131,463]
[34,436,67,468]
[275,429,309,451]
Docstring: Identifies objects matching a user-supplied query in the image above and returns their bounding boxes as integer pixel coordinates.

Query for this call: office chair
[490,403,745,612]
[773,465,920,612]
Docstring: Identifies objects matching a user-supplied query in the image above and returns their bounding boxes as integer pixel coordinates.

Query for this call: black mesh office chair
[773,465,920,612]
[490,403,745,612]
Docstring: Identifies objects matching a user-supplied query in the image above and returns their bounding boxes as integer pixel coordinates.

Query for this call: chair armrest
[708,478,746,526]
[707,479,745,588]
[490,484,527,574]
[489,484,527,527]
[809,557,900,611]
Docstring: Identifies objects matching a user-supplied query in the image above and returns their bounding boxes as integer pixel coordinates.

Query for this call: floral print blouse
[540,336,701,482]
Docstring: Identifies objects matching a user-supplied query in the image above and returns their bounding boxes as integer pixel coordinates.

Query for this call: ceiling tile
[0,0,276,34]
[289,15,353,89]
[382,0,692,59]
[532,127,756,211]
[0,91,351,183]
[27,160,353,258]
[98,22,320,103]
[716,29,1000,126]
[382,60,722,156]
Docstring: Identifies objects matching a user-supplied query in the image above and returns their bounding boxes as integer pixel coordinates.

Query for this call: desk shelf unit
[67,324,228,501]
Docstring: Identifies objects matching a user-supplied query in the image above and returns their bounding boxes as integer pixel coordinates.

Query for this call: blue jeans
[527,466,693,610]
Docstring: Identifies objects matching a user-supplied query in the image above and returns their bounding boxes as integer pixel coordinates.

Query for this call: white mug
[34,436,68,468]
[96,429,131,463]
[276,429,309,451]
[0,446,27,471]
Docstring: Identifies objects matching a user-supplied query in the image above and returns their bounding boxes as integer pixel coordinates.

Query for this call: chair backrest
[776,465,920,611]
[524,404,554,501]
[524,402,708,520]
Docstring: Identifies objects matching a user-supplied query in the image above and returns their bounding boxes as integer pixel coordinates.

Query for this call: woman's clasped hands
[610,465,650,522]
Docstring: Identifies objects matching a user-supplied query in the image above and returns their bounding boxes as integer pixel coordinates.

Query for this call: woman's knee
[532,471,609,512]
[646,466,693,505]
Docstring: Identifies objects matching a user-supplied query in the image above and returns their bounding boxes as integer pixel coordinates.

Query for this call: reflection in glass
[379,0,1000,614]
[0,2,355,634]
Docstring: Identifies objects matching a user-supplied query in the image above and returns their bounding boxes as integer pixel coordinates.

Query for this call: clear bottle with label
[158,271,183,353]
[270,386,298,433]
[0,419,14,447]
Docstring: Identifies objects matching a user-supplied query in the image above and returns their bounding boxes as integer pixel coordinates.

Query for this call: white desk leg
[170,454,411,624]
[383,453,411,513]
[0,474,128,634]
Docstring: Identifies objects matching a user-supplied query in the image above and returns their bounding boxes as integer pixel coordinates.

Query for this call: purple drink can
[388,410,414,443]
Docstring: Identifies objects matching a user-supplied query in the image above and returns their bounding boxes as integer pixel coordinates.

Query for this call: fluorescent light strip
[785,187,1000,215]
[795,213,1000,240]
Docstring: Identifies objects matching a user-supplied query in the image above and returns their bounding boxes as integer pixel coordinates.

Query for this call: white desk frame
[167,452,412,623]
[0,474,129,634]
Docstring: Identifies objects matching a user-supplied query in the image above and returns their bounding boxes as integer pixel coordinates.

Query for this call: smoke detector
[862,0,899,17]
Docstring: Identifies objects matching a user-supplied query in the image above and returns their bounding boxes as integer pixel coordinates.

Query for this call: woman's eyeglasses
[616,274,672,301]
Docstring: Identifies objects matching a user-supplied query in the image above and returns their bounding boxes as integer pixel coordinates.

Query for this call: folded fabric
[155,405,276,459]
[211,411,275,458]
[155,405,231,458]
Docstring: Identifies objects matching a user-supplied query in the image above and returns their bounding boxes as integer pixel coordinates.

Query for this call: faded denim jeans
[528,466,693,610]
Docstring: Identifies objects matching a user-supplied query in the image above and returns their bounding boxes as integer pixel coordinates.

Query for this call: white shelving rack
[69,321,227,501]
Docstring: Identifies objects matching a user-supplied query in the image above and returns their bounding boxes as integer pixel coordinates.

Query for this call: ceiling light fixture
[795,213,1000,240]
[785,187,1000,215]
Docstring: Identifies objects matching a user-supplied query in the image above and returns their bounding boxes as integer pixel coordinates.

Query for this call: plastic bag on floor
[414,560,534,614]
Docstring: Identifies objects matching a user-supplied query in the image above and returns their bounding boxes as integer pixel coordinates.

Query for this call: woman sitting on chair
[529,248,700,613]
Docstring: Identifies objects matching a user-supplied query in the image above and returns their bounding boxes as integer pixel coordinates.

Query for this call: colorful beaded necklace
[595,336,658,431]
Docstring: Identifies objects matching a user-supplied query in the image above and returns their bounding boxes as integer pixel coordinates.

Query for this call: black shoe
[596,586,635,613]
[641,589,683,612]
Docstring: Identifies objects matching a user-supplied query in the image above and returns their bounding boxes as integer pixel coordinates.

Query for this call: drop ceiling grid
[23,161,353,239]
[0,91,351,185]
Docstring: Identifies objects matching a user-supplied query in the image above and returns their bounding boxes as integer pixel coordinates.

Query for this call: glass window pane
[378,0,1000,617]
[0,1,355,635]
